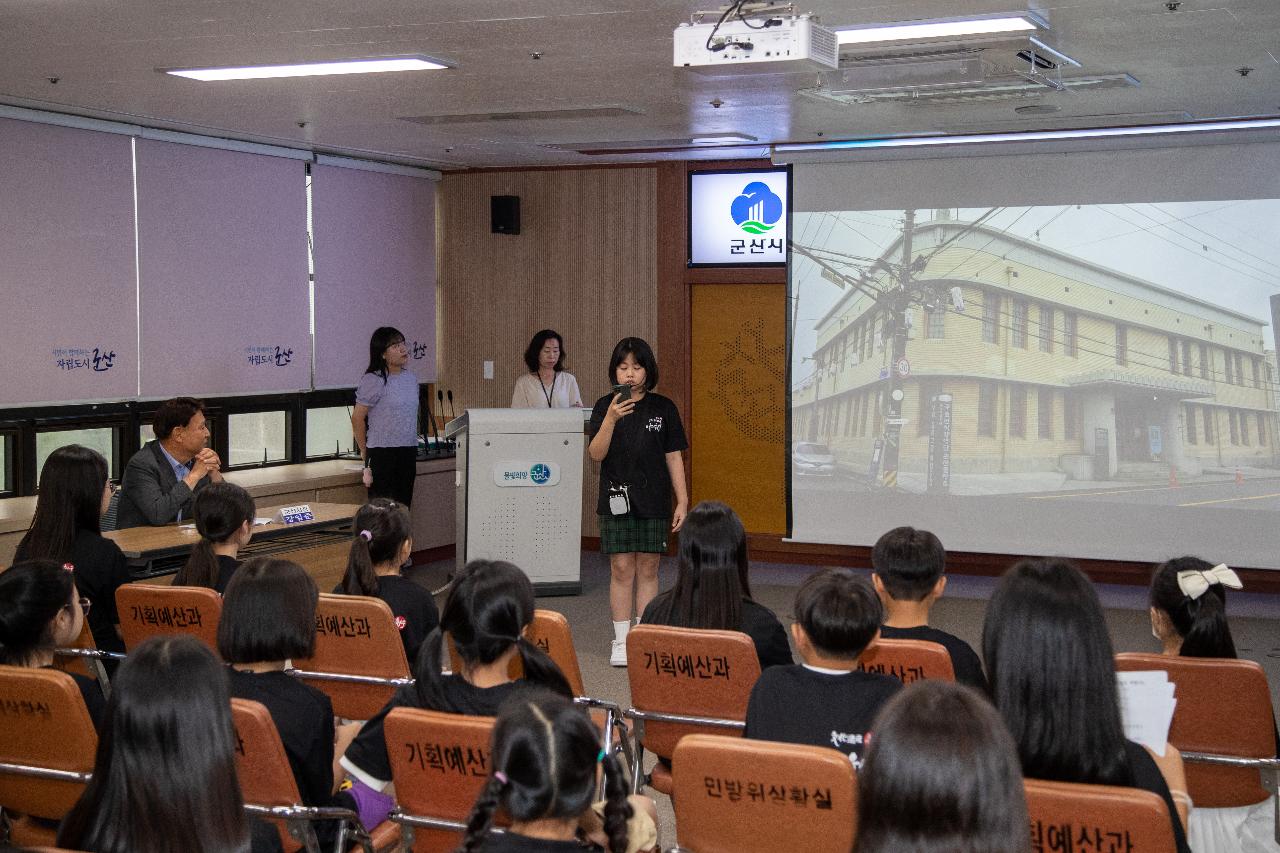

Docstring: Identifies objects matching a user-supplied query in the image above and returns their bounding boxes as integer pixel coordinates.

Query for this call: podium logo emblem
[731,182,783,235]
[530,463,551,484]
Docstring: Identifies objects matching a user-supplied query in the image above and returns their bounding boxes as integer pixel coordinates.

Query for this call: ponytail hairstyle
[458,691,633,853]
[0,559,76,666]
[174,482,255,590]
[365,326,406,384]
[1150,556,1238,659]
[18,444,109,563]
[58,635,249,853]
[341,498,413,597]
[413,560,572,710]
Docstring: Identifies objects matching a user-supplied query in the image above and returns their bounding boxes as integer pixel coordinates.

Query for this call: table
[105,502,360,586]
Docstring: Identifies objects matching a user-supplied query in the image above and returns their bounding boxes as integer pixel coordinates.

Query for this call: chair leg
[288,819,322,853]
[631,742,646,795]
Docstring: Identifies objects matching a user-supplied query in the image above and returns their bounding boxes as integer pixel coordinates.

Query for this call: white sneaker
[610,639,628,667]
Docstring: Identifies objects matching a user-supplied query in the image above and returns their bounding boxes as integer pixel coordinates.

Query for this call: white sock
[613,620,631,644]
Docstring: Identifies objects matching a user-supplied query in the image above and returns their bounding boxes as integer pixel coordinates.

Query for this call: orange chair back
[294,593,411,720]
[626,625,761,760]
[1024,778,1176,851]
[671,734,857,853]
[115,583,222,654]
[230,697,307,851]
[444,610,585,698]
[385,707,496,853]
[0,666,98,846]
[1115,652,1276,807]
[857,638,955,683]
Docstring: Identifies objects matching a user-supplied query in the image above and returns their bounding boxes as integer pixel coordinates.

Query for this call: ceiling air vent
[399,106,643,126]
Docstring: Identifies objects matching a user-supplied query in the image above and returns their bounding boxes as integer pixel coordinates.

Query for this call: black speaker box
[491,195,521,235]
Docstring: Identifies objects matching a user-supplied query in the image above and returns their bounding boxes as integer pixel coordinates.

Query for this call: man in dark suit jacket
[116,397,224,528]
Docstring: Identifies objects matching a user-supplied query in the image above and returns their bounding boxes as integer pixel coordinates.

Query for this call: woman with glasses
[15,444,130,656]
[352,326,421,508]
[0,558,105,731]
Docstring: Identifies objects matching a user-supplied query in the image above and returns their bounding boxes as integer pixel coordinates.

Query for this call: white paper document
[1116,670,1177,756]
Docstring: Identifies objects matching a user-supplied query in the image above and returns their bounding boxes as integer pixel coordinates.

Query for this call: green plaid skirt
[599,514,669,554]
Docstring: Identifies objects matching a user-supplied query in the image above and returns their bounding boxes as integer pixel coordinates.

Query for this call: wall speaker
[491,195,521,235]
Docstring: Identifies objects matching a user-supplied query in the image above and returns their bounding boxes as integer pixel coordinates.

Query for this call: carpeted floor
[408,551,1280,848]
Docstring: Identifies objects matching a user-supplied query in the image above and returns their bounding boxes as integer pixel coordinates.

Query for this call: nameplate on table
[275,504,315,525]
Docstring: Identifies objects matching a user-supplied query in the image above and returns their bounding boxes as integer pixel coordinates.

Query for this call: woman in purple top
[352,326,420,507]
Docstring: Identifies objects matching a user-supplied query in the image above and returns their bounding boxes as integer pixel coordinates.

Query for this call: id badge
[608,484,631,516]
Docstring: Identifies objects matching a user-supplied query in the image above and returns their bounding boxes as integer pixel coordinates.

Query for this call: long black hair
[413,560,572,710]
[174,482,255,590]
[57,635,250,853]
[340,498,412,597]
[1149,556,1238,659]
[0,559,76,667]
[458,691,633,853]
[365,326,406,383]
[855,680,1030,853]
[523,329,566,374]
[18,444,108,563]
[982,558,1132,787]
[645,500,751,631]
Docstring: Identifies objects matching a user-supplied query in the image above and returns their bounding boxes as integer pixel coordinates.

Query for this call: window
[1224,349,1234,384]
[1063,312,1078,358]
[860,391,871,436]
[1250,356,1260,389]
[36,428,117,485]
[1198,343,1209,379]
[1115,325,1127,366]
[839,337,848,372]
[1235,353,1245,385]
[1009,386,1027,438]
[1228,410,1239,445]
[832,399,842,435]
[1203,408,1215,443]
[1012,300,1028,348]
[1168,337,1179,374]
[1064,393,1080,441]
[306,405,356,458]
[1181,340,1193,377]
[978,383,997,437]
[845,396,855,437]
[983,293,1001,344]
[1038,305,1053,353]
[925,306,945,339]
[1241,411,1250,446]
[1258,413,1267,446]
[1184,405,1197,444]
[1038,388,1053,439]
[0,432,12,495]
[228,411,288,467]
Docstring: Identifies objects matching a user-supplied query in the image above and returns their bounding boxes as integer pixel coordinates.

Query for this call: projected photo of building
[792,211,1280,495]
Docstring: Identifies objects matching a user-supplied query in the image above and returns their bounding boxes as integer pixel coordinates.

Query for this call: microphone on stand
[446,390,457,422]
[437,390,451,450]
[425,393,441,457]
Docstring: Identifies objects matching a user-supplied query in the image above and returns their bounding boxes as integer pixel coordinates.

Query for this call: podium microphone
[425,393,440,456]
[446,389,457,421]
[437,389,452,450]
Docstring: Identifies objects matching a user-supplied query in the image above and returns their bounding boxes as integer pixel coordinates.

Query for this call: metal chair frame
[623,709,746,794]
[244,802,375,853]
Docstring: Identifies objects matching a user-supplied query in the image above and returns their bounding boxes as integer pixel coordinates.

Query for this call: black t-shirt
[745,665,901,771]
[588,392,687,519]
[878,624,987,691]
[342,676,532,788]
[641,596,792,671]
[214,555,241,594]
[1123,740,1191,853]
[226,669,336,809]
[331,575,439,666]
[17,530,131,655]
[480,834,602,853]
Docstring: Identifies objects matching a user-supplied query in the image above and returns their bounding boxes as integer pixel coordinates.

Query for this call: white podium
[445,408,585,594]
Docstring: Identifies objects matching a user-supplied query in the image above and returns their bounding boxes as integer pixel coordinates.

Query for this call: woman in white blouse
[512,329,583,408]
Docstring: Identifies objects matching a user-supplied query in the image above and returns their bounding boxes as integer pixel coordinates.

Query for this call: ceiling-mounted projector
[675,11,838,74]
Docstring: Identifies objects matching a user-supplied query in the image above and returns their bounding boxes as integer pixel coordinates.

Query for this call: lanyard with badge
[540,373,557,407]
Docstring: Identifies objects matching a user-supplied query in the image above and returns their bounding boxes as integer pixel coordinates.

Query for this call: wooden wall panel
[438,167,659,537]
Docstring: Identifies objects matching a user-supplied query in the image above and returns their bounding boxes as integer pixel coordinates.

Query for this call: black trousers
[367,445,417,507]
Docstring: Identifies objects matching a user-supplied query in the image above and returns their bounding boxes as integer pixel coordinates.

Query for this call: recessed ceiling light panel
[164,55,451,82]
[835,14,1043,46]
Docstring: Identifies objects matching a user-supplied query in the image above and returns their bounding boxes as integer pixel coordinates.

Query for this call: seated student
[218,557,358,848]
[744,568,900,770]
[0,559,105,731]
[340,559,573,829]
[641,500,790,670]
[174,482,256,593]
[870,526,986,689]
[14,444,131,656]
[57,634,275,853]
[855,680,1030,853]
[333,498,438,664]
[457,691,658,853]
[983,559,1190,853]
[117,396,223,528]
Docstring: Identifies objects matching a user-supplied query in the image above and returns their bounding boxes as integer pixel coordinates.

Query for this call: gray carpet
[409,552,1280,849]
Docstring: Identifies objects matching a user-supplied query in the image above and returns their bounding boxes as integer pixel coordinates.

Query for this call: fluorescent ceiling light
[165,56,449,82]
[836,15,1040,46]
[774,117,1280,153]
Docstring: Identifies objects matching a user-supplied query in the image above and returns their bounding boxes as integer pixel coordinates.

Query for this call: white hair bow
[1176,564,1242,600]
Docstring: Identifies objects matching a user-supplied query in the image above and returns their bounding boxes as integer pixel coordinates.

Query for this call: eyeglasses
[65,597,91,615]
